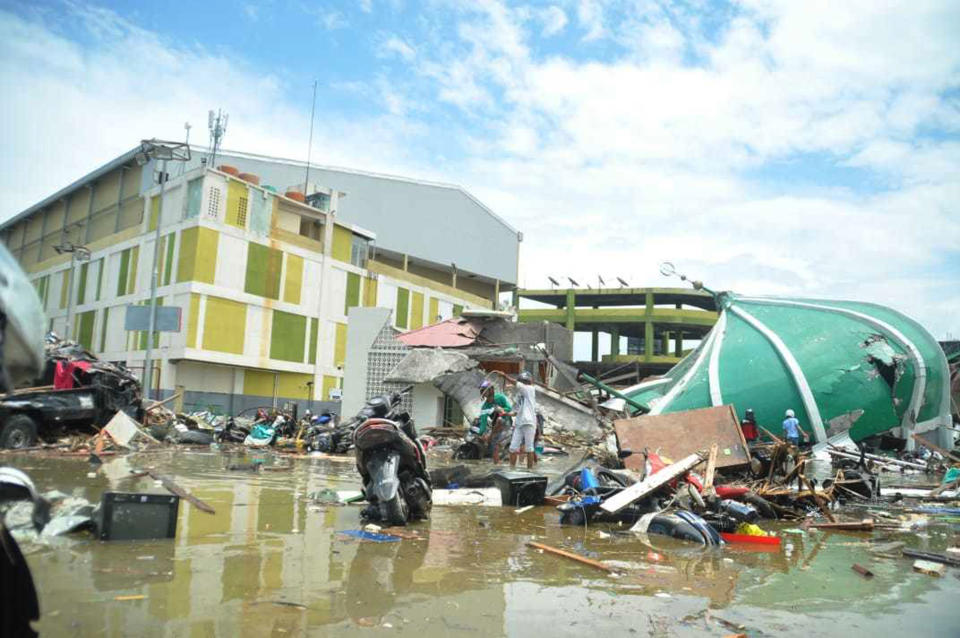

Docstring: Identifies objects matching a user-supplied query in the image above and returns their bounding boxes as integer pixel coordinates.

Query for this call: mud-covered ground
[4,447,959,636]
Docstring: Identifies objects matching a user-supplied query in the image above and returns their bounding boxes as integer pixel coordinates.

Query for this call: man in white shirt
[510,371,538,469]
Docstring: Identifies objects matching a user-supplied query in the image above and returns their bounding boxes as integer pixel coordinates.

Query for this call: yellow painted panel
[202,297,245,354]
[362,275,378,307]
[225,180,248,229]
[186,293,201,348]
[277,372,313,399]
[429,297,439,324]
[178,227,218,284]
[283,254,304,305]
[59,271,69,309]
[195,227,218,284]
[411,291,424,330]
[127,245,139,294]
[243,369,275,397]
[149,196,160,231]
[331,225,352,263]
[322,375,340,401]
[334,322,347,367]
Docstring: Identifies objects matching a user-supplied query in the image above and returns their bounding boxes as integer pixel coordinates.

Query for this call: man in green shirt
[479,380,513,463]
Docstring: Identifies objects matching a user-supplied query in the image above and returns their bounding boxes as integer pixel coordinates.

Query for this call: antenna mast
[207,109,229,168]
[304,80,318,197]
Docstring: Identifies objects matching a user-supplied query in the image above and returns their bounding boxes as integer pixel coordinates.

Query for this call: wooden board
[600,452,703,513]
[613,405,750,472]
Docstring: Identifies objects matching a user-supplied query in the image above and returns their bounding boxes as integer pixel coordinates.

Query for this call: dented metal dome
[621,291,952,448]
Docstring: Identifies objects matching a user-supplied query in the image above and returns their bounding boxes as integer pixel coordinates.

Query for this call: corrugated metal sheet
[396,318,481,348]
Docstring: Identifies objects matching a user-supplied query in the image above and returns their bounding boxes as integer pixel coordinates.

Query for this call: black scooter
[353,387,432,526]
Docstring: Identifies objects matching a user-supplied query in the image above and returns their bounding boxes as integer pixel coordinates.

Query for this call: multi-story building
[0,145,519,414]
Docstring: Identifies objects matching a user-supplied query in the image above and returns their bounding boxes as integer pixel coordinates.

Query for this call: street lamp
[54,241,91,341]
[137,139,191,400]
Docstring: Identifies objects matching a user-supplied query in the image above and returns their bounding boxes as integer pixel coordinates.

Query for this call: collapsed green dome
[623,292,952,448]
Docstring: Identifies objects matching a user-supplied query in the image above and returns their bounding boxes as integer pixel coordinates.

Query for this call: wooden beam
[527,541,616,573]
[601,452,704,513]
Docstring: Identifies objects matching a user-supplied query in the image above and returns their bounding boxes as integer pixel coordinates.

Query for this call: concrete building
[515,287,718,382]
[0,144,519,414]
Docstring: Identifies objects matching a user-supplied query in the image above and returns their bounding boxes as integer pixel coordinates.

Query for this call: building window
[442,394,464,427]
[299,217,323,241]
[350,235,369,268]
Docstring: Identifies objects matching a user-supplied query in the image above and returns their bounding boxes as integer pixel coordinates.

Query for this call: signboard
[329,388,343,400]
[124,305,182,332]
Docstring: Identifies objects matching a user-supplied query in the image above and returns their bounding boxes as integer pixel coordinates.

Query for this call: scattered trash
[912,560,946,577]
[851,563,874,579]
[338,529,401,543]
[431,488,502,506]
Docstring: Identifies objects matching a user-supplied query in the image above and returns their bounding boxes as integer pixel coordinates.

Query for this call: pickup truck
[0,385,131,448]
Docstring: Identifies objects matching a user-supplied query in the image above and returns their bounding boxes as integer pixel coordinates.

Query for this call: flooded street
[5,450,959,637]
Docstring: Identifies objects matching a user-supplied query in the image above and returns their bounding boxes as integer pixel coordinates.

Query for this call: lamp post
[54,242,90,341]
[136,139,190,400]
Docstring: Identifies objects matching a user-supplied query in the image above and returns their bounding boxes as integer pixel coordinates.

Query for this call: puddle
[3,450,959,636]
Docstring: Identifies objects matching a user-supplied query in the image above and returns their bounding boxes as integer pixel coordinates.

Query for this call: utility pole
[136,139,190,399]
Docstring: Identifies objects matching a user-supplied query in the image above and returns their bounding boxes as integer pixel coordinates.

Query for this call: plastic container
[285,190,306,202]
[217,165,240,176]
[238,172,260,185]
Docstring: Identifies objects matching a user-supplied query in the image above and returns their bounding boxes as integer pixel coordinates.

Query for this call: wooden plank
[601,452,704,514]
[613,405,749,471]
[146,392,182,411]
[147,470,216,514]
[801,476,836,523]
[527,541,616,573]
[758,426,783,445]
[851,564,874,579]
[703,443,719,491]
[809,519,873,531]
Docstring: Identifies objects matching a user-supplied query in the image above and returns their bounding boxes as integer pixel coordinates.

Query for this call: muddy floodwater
[5,448,960,636]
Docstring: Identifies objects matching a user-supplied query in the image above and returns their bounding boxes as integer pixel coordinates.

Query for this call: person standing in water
[510,371,538,469]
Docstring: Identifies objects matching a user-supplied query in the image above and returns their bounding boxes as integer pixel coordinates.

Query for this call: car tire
[0,414,39,449]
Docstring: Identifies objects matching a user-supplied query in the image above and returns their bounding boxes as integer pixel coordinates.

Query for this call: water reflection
[0,450,953,636]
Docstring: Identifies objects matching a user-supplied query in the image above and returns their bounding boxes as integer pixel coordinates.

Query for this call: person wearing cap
[740,408,759,443]
[782,409,808,447]
[479,380,513,463]
[510,371,538,469]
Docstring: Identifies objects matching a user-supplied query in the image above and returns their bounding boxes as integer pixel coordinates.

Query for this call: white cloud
[1,0,958,342]
[539,6,567,37]
[576,0,606,41]
[381,35,415,61]
[359,0,373,13]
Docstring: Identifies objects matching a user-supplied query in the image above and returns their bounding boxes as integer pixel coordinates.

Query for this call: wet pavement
[4,448,960,636]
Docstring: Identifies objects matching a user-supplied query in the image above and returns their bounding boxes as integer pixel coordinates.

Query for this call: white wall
[412,383,443,428]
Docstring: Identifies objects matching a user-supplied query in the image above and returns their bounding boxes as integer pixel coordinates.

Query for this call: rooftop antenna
[659,262,716,296]
[178,122,192,176]
[207,109,228,169]
[598,275,606,288]
[303,79,318,197]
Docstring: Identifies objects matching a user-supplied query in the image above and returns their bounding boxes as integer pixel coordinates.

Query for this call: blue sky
[0,0,958,339]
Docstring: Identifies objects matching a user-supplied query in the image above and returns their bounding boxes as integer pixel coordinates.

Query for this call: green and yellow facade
[3,161,492,413]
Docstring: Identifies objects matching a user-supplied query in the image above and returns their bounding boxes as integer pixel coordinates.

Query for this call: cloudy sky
[1,0,958,340]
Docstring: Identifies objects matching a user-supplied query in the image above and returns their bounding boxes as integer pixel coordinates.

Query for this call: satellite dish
[548,276,560,288]
[567,277,580,287]
[616,277,629,287]
[659,262,676,277]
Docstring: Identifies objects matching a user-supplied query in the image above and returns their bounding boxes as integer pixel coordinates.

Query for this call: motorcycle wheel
[379,494,408,526]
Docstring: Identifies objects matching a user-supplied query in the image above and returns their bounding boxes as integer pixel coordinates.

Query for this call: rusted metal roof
[395,318,482,348]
